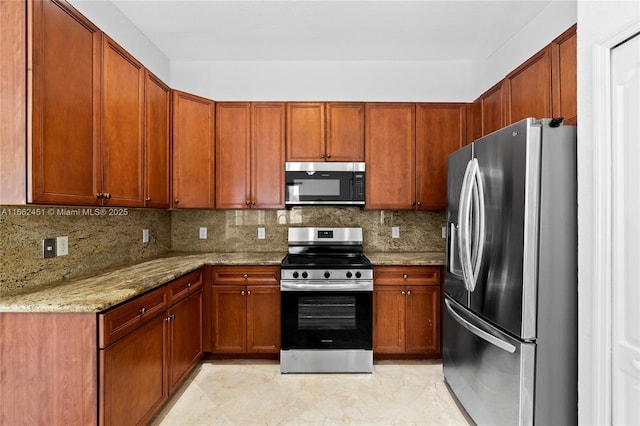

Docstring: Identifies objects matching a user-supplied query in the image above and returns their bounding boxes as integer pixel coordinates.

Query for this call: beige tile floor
[151,360,472,425]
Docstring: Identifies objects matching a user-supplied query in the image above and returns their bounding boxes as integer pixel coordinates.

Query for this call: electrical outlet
[142,229,149,243]
[442,226,447,239]
[392,226,400,239]
[199,227,207,239]
[258,227,266,239]
[56,236,68,256]
[42,238,56,258]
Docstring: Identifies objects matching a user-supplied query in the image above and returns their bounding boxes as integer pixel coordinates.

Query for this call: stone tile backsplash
[1,205,445,294]
[171,207,446,254]
[0,206,171,294]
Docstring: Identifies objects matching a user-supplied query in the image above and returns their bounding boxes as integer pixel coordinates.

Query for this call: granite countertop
[0,251,444,313]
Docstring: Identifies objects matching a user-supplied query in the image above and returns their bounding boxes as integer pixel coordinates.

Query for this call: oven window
[294,179,341,196]
[298,295,356,330]
[281,291,372,350]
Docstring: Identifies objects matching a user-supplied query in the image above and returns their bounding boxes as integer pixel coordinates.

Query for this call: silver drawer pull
[139,307,146,315]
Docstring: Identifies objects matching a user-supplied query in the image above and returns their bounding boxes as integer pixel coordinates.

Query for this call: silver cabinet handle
[401,290,406,295]
[241,290,246,295]
[403,274,408,279]
[407,290,412,296]
[186,282,191,289]
[139,307,146,315]
[243,274,248,279]
[445,299,516,353]
[247,290,251,295]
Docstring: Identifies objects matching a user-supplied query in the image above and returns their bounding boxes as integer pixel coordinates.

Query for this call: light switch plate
[56,236,68,256]
[392,226,400,239]
[42,238,56,258]
[258,227,266,239]
[142,229,149,243]
[199,227,207,239]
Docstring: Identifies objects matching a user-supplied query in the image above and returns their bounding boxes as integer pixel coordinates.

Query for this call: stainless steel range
[280,227,373,373]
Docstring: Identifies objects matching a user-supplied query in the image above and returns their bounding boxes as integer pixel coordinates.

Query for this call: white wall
[170,60,478,102]
[68,0,171,84]
[67,0,575,102]
[480,0,577,92]
[170,1,576,102]
[576,1,640,424]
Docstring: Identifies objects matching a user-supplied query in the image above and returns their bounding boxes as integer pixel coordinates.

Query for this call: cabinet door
[252,102,285,208]
[552,24,577,125]
[100,313,168,426]
[211,285,247,352]
[286,102,325,161]
[416,103,466,210]
[326,102,364,161]
[506,46,552,124]
[168,289,203,393]
[480,80,506,136]
[247,285,280,353]
[101,35,145,207]
[373,285,406,354]
[404,286,440,354]
[172,90,215,208]
[144,70,170,208]
[216,103,251,209]
[365,103,416,210]
[31,0,101,205]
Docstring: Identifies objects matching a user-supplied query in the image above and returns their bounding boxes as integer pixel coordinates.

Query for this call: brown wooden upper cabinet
[144,70,171,208]
[326,102,365,161]
[506,46,552,124]
[551,24,577,125]
[101,35,145,207]
[172,90,216,209]
[416,103,466,210]
[479,80,507,137]
[30,0,102,205]
[286,102,364,161]
[365,103,416,210]
[216,102,285,209]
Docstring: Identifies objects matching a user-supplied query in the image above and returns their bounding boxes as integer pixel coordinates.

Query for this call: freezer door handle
[445,298,516,353]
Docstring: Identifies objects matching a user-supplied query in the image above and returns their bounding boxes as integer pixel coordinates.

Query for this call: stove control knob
[324,271,331,279]
[301,272,308,279]
[346,271,353,278]
[355,271,362,278]
[292,272,299,279]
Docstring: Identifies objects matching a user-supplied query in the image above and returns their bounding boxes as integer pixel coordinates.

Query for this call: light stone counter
[0,252,285,313]
[366,252,445,266]
[0,251,444,313]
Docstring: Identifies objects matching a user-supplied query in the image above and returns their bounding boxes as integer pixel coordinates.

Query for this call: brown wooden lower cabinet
[100,313,168,426]
[99,271,203,426]
[373,266,441,357]
[210,266,280,355]
[0,269,204,426]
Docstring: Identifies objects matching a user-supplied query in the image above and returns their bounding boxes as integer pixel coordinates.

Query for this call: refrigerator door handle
[469,162,486,291]
[445,298,516,354]
[458,159,475,291]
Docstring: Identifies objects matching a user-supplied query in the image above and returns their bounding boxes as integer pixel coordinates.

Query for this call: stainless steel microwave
[285,162,365,206]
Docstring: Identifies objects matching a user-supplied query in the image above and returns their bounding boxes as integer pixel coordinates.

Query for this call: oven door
[281,291,372,350]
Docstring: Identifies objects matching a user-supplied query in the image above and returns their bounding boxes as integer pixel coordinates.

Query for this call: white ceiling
[109,0,555,62]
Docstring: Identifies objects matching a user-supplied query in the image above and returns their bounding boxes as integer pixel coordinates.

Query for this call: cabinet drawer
[99,285,168,348]
[168,269,203,305]
[211,266,280,285]
[373,266,440,286]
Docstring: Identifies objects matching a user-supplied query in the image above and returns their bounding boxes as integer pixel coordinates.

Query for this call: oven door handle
[280,281,373,291]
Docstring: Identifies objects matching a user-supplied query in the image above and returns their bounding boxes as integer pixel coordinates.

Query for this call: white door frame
[580,18,640,425]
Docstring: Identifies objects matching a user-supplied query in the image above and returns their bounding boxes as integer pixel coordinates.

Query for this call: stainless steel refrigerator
[443,118,577,425]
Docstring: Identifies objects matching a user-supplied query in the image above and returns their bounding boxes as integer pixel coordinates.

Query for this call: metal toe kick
[280,350,373,374]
